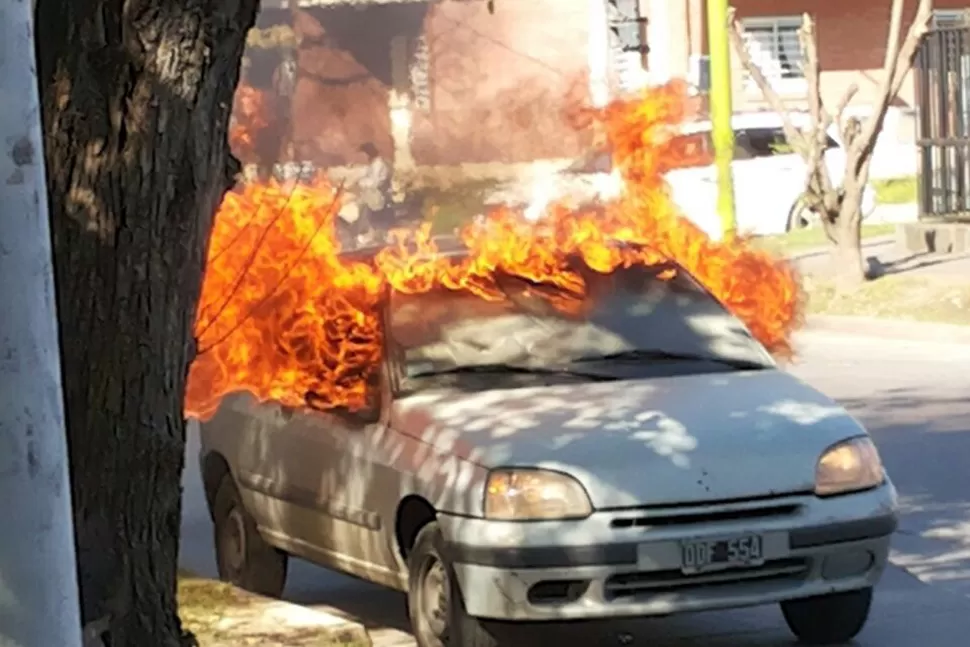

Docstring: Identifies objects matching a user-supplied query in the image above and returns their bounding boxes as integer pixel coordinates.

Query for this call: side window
[738,128,794,158]
[733,131,756,160]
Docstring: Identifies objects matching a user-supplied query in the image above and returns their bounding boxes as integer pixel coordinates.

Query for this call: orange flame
[229,84,274,162]
[185,81,802,420]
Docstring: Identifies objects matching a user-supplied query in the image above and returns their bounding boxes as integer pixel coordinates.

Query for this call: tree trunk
[34,0,258,644]
[831,203,867,289]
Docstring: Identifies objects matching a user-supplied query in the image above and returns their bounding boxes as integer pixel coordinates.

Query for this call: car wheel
[407,522,499,647]
[788,187,877,231]
[780,587,873,644]
[787,196,819,231]
[212,474,288,598]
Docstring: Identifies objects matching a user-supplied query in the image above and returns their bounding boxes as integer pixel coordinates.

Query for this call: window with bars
[740,16,805,90]
[607,0,649,93]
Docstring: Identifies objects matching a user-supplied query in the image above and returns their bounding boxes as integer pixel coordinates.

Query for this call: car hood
[391,370,867,508]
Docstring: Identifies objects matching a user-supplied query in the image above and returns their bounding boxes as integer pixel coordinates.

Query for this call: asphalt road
[180,329,970,646]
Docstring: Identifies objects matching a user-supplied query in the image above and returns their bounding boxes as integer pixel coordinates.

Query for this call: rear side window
[737,127,793,158]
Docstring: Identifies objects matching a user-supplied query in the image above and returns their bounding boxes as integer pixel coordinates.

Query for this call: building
[646,1,970,145]
[250,0,623,180]
[241,0,962,180]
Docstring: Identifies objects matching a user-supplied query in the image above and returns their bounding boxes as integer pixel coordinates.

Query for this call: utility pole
[0,1,83,646]
[706,0,737,239]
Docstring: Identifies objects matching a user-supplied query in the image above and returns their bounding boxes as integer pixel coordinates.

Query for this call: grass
[411,179,499,234]
[178,571,244,643]
[755,223,896,256]
[178,571,368,646]
[803,273,970,325]
[872,176,917,205]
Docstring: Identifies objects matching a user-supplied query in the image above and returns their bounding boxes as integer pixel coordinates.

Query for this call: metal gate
[915,25,970,218]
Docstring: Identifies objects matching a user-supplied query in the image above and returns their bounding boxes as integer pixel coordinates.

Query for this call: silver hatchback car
[198,245,897,647]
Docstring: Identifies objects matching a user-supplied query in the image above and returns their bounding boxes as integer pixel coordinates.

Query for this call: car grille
[603,558,810,600]
[608,494,804,530]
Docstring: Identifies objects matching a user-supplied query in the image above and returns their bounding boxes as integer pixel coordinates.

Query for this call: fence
[915,26,970,218]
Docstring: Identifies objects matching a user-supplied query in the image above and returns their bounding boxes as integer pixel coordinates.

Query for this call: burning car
[197,240,896,647]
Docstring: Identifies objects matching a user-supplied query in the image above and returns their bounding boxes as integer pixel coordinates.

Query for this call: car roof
[337,234,469,264]
[339,235,680,278]
[680,111,815,135]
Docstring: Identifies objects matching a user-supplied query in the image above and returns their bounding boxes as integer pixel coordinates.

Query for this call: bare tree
[728,0,933,286]
[33,0,258,644]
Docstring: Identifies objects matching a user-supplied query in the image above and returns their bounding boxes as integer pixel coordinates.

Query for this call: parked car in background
[666,112,877,238]
[504,111,878,239]
[199,240,897,647]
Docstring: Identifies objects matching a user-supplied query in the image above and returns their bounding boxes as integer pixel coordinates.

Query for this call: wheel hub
[421,558,450,640]
[222,507,247,574]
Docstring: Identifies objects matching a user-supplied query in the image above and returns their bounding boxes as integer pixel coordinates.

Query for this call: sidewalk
[804,314,970,345]
[179,572,371,646]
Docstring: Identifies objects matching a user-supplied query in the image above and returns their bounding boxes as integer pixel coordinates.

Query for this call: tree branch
[850,0,933,166]
[833,84,860,134]
[727,8,807,153]
[800,15,835,203]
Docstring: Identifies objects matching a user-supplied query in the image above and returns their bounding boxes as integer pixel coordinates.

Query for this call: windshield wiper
[570,349,767,370]
[409,363,618,381]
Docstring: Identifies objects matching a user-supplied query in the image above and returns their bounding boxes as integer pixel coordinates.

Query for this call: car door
[667,130,721,238]
[732,127,805,235]
[206,393,293,540]
[265,403,407,587]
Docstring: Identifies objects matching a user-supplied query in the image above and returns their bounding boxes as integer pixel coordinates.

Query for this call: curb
[187,585,372,647]
[803,314,970,345]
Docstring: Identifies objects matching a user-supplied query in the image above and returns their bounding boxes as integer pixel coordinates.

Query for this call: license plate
[681,534,764,573]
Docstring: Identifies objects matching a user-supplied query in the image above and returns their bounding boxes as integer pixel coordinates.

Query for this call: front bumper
[439,485,897,621]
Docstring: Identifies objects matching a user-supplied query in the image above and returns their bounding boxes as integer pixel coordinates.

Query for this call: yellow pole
[706,0,737,239]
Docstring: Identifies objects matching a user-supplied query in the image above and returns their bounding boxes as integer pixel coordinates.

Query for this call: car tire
[787,186,876,231]
[212,474,288,598]
[780,587,873,645]
[407,522,499,647]
[786,197,818,231]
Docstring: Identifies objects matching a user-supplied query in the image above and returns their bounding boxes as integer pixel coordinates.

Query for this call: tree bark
[729,3,931,285]
[832,203,867,288]
[34,0,258,644]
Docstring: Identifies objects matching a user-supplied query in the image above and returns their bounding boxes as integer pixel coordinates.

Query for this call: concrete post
[0,1,84,646]
[706,0,737,239]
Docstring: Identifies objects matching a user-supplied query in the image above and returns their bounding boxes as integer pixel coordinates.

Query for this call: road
[180,329,970,645]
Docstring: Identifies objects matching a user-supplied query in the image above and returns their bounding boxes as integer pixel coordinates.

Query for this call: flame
[185,81,802,420]
[229,84,274,162]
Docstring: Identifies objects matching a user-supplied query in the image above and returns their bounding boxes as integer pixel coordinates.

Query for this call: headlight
[815,436,885,497]
[484,469,593,520]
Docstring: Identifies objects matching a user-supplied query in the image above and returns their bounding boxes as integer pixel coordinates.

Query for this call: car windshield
[386,261,774,391]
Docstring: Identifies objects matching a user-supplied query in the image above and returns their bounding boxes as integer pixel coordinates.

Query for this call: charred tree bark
[34,0,258,644]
